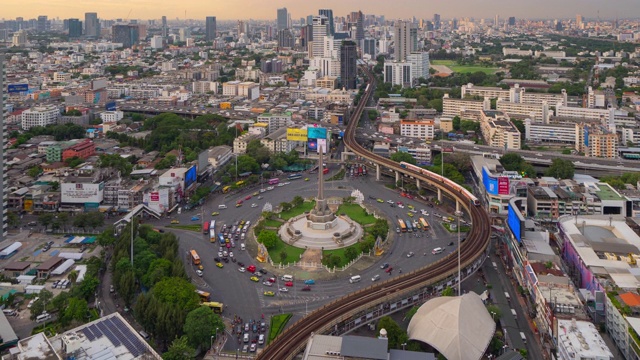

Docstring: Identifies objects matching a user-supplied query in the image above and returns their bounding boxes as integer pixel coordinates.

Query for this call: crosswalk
[255,288,335,308]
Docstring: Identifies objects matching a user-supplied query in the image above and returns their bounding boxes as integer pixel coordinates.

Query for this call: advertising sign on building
[482,167,499,195]
[308,139,317,151]
[144,188,170,213]
[61,182,105,203]
[307,127,327,140]
[286,128,308,141]
[185,166,197,188]
[317,139,327,154]
[8,84,29,93]
[105,101,117,111]
[498,177,510,195]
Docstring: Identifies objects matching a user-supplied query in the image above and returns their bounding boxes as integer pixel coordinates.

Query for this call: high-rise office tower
[0,54,7,239]
[394,20,415,62]
[37,16,49,32]
[68,19,83,38]
[206,16,217,41]
[84,12,100,38]
[319,9,334,35]
[112,24,140,48]
[433,14,441,30]
[340,41,357,90]
[349,11,364,41]
[363,38,376,57]
[312,16,328,58]
[161,16,168,37]
[277,8,289,31]
[576,14,583,29]
[508,17,516,26]
[278,29,294,48]
[494,14,499,27]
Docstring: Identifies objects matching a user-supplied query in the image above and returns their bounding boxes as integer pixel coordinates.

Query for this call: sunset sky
[2,0,639,21]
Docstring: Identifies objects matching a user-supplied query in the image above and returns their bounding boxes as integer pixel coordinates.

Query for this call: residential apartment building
[556,104,614,122]
[497,99,549,122]
[462,83,567,106]
[315,76,337,89]
[21,105,60,130]
[99,111,124,123]
[383,62,412,88]
[233,132,263,154]
[256,112,292,134]
[442,95,489,118]
[480,111,521,150]
[575,123,618,158]
[400,120,435,140]
[62,139,96,161]
[260,128,297,154]
[524,119,576,144]
[222,81,241,96]
[396,146,432,164]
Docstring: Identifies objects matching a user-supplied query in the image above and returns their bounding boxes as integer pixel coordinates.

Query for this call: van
[511,308,517,319]
[243,333,249,343]
[505,292,511,302]
[432,247,444,255]
[492,262,498,270]
[349,275,361,284]
[36,312,51,323]
[177,207,182,214]
[371,274,380,282]
[520,332,527,344]
[258,334,265,345]
[2,309,16,316]
[218,204,227,209]
[241,243,246,251]
[282,275,293,282]
[139,330,150,341]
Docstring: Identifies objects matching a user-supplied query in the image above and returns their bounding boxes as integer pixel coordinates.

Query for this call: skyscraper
[277,8,289,32]
[508,17,516,26]
[0,54,7,239]
[433,14,441,30]
[319,9,334,35]
[311,16,328,58]
[206,16,217,41]
[278,29,294,48]
[84,12,100,38]
[349,11,364,42]
[576,14,583,29]
[494,14,500,27]
[161,16,168,37]
[394,20,415,62]
[363,38,376,57]
[340,41,357,90]
[68,19,83,38]
[37,16,49,32]
[112,25,139,48]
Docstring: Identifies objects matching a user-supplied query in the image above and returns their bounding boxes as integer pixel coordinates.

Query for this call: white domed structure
[407,292,495,360]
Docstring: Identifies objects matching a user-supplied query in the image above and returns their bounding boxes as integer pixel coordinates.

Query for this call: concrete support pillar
[416,179,421,189]
[395,171,400,184]
[456,200,460,213]
[376,164,380,181]
[437,188,442,202]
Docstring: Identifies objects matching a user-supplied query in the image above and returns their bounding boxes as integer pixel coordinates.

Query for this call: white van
[243,333,249,343]
[36,312,51,323]
[432,247,444,255]
[2,309,17,316]
[505,292,511,302]
[258,334,265,345]
[511,308,517,319]
[492,262,498,270]
[281,275,294,282]
[177,207,182,214]
[218,204,227,209]
[520,332,527,344]
[241,243,246,251]
[349,275,362,283]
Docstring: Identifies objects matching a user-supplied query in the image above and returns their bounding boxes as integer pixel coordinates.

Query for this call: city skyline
[3,0,640,21]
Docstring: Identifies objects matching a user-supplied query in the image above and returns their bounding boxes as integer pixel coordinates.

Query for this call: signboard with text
[498,177,510,195]
[8,84,28,93]
[61,182,104,204]
[286,128,308,141]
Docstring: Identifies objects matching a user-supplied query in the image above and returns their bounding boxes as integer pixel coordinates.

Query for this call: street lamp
[401,343,407,350]
[491,311,496,322]
[455,211,463,295]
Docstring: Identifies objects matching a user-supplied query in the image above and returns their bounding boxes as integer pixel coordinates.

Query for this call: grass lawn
[263,219,283,228]
[166,224,201,232]
[442,223,471,233]
[448,65,498,74]
[431,60,455,65]
[279,201,315,220]
[262,231,306,264]
[337,203,377,225]
[268,314,292,344]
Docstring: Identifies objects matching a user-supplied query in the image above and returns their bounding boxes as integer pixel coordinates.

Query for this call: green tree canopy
[183,306,226,350]
[163,336,196,360]
[377,316,409,349]
[151,277,200,310]
[390,152,416,165]
[545,158,575,179]
[257,231,279,249]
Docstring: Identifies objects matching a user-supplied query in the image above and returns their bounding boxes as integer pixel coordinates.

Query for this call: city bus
[190,250,201,265]
[210,229,217,243]
[397,219,407,232]
[210,220,216,233]
[202,221,210,234]
[202,301,224,314]
[405,219,413,232]
[195,290,210,302]
[287,173,302,180]
[222,186,232,193]
[419,217,429,229]
[268,178,280,185]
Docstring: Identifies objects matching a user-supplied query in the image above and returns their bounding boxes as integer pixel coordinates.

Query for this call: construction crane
[125,9,132,23]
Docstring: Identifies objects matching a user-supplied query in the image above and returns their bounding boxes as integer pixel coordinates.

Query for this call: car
[536,153,543,157]
[264,291,275,296]
[421,210,428,215]
[216,262,224,268]
[396,227,400,233]
[250,276,259,282]
[385,267,393,273]
[407,212,414,217]
[371,274,381,282]
[250,343,257,352]
[236,203,243,208]
[407,205,414,210]
[259,268,268,275]
[170,220,180,224]
[218,252,223,258]
[242,344,249,353]
[398,204,405,209]
[229,251,234,257]
[267,186,274,191]
[238,262,245,267]
[284,182,291,185]
[196,270,203,277]
[247,265,256,273]
[397,201,403,205]
[239,267,246,272]
[407,251,415,258]
[387,200,394,204]
[411,209,417,213]
[304,279,315,285]
[110,285,115,293]
[285,281,294,287]
[381,263,389,269]
[259,188,266,193]
[245,195,252,200]
[198,264,204,270]
[251,203,258,208]
[191,216,200,221]
[252,191,259,196]
[262,281,273,286]
[301,285,312,291]
[211,211,220,216]
[214,257,221,262]
[376,198,384,203]
[257,196,263,200]
[304,178,309,181]
[279,287,288,292]
[448,241,455,246]
[277,183,285,187]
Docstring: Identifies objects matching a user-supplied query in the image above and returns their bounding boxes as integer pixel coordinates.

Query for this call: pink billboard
[498,177,510,195]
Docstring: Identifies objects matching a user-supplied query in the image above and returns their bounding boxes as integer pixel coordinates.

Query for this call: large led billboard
[317,139,327,154]
[185,166,197,188]
[307,127,327,140]
[286,128,308,141]
[308,139,317,151]
[507,202,523,242]
[482,167,510,195]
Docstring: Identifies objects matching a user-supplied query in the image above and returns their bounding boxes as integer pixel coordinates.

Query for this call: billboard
[482,167,499,195]
[308,139,317,151]
[8,84,29,93]
[317,139,327,154]
[106,101,117,111]
[143,188,170,213]
[185,166,197,188]
[498,177,510,195]
[61,182,105,204]
[287,128,308,141]
[507,202,523,242]
[307,127,327,140]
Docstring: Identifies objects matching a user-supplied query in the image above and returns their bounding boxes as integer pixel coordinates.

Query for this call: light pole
[130,217,136,266]
[401,343,407,350]
[491,311,496,322]
[305,300,308,316]
[456,211,462,295]
[210,335,215,351]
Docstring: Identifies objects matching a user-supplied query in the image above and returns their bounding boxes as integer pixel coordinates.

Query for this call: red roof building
[62,139,96,161]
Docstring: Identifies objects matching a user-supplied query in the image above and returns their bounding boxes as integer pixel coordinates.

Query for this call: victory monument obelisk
[307,146,336,224]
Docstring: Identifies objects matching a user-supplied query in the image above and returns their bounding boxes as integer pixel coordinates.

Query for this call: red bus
[323,168,329,175]
[202,221,210,234]
[268,178,280,185]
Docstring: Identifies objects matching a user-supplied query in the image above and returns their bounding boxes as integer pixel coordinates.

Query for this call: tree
[279,202,292,212]
[292,196,304,208]
[377,316,408,349]
[344,247,359,262]
[86,212,105,230]
[68,270,79,284]
[279,251,288,263]
[390,152,416,165]
[119,269,137,307]
[183,306,225,350]
[38,213,55,230]
[57,212,69,231]
[27,166,43,178]
[7,212,19,228]
[61,297,89,326]
[546,158,575,179]
[486,304,502,321]
[151,277,200,310]
[441,286,455,296]
[257,231,278,250]
[29,290,54,320]
[499,153,526,171]
[405,306,419,321]
[163,336,196,360]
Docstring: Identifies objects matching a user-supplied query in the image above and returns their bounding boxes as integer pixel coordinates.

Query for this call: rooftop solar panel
[81,327,95,341]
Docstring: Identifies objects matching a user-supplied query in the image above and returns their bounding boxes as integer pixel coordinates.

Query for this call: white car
[387,200,394,204]
[229,252,234,258]
[218,252,223,258]
[262,281,273,286]
[279,287,288,292]
[277,183,285,187]
[284,182,291,185]
[398,204,405,209]
[251,203,258,208]
[259,188,266,193]
[267,186,274,191]
[410,209,417,213]
[407,251,415,258]
[196,270,203,277]
[239,267,246,273]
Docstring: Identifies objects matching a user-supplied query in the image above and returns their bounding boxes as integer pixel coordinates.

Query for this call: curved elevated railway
[256,67,491,360]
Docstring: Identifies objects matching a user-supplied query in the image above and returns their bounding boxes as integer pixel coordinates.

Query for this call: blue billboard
[482,167,499,195]
[507,203,523,242]
[106,101,117,111]
[308,139,318,151]
[8,84,28,93]
[185,166,197,188]
[307,127,327,140]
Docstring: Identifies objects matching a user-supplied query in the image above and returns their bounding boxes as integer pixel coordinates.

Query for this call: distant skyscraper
[112,24,139,48]
[312,16,328,58]
[0,54,7,239]
[84,12,100,38]
[206,16,217,41]
[576,14,584,29]
[37,16,48,32]
[319,9,334,35]
[161,16,168,37]
[433,14,441,30]
[494,14,500,27]
[349,11,364,41]
[340,41,357,90]
[277,8,289,31]
[363,38,376,57]
[68,19,83,38]
[508,17,516,26]
[278,29,294,48]
[394,20,415,62]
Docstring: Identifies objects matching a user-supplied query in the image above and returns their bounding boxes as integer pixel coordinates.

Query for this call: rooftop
[557,319,613,358]
[594,183,625,201]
